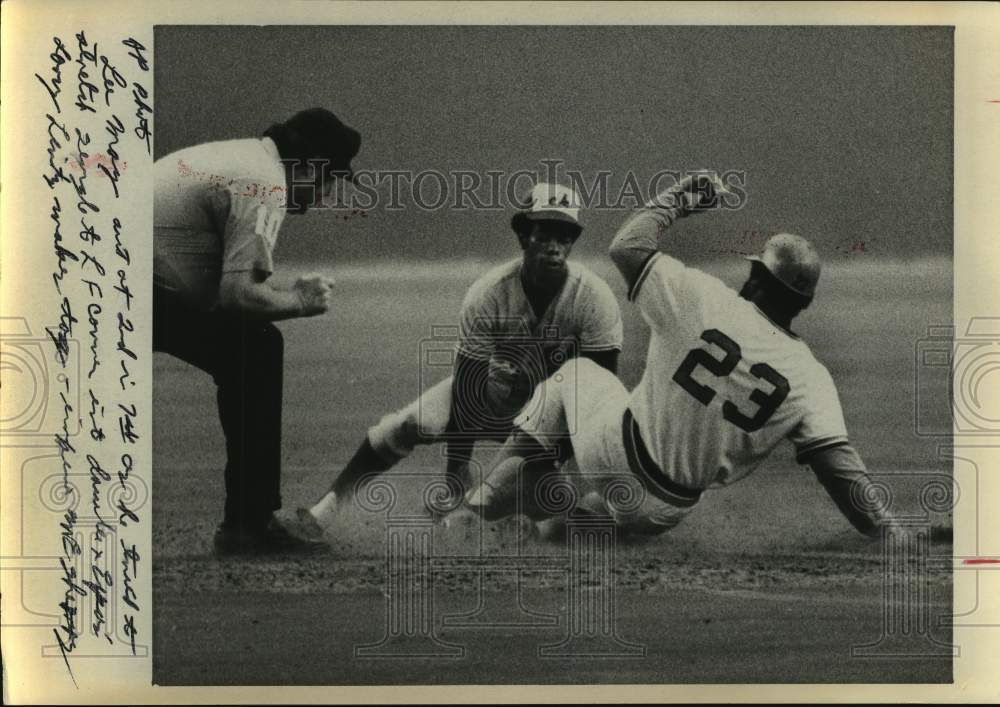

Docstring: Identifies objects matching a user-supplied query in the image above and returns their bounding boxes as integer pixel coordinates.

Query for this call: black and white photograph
[151,23,954,685]
[7,2,1000,703]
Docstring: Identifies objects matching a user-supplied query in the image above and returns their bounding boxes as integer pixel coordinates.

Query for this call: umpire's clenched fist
[294,274,335,316]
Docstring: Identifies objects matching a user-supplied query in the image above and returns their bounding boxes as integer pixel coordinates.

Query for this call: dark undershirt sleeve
[806,443,896,537]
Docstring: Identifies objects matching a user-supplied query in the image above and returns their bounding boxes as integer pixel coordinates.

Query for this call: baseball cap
[267,107,361,181]
[511,182,583,235]
[745,232,821,298]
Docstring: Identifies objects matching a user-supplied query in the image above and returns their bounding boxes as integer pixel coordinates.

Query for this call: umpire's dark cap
[265,108,361,182]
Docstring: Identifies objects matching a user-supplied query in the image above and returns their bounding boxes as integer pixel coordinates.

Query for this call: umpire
[153,108,360,555]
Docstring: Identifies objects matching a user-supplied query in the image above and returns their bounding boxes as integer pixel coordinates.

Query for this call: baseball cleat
[272,507,326,541]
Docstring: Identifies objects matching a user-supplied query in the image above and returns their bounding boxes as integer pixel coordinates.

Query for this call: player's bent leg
[368,376,454,461]
[465,365,574,524]
[547,358,687,537]
[331,435,402,499]
[465,430,561,521]
[274,432,403,541]
[599,467,690,537]
[339,377,455,501]
[466,454,523,521]
[277,379,455,540]
[465,358,611,532]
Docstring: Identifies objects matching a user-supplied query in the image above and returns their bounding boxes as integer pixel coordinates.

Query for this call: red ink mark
[988,100,1000,103]
[962,558,1000,565]
[64,153,125,173]
[175,160,287,204]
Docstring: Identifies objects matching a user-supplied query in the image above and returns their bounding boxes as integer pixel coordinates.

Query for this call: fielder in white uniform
[468,174,897,537]
[284,183,624,537]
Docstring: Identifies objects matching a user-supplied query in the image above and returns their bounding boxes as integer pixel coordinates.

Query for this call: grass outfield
[152,255,953,684]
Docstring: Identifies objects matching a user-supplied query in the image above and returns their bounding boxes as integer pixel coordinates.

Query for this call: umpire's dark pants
[153,285,283,531]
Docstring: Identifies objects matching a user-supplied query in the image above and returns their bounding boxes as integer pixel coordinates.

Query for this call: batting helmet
[511,182,583,238]
[746,233,821,298]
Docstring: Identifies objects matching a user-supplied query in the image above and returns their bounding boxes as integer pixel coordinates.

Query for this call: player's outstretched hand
[653,170,730,217]
[294,274,335,316]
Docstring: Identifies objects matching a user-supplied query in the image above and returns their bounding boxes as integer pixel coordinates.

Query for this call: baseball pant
[367,376,454,459]
[515,358,692,532]
[153,285,283,531]
[367,374,514,465]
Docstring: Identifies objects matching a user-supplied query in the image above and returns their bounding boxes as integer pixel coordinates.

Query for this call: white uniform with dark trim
[369,259,623,458]
[517,252,847,528]
[627,252,848,489]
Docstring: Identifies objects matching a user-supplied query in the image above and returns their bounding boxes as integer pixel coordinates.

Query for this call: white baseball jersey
[627,253,848,490]
[458,258,623,372]
[154,137,287,308]
[368,259,622,457]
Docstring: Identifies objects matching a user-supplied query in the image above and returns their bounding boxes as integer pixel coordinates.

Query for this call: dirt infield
[153,257,953,685]
[154,588,951,685]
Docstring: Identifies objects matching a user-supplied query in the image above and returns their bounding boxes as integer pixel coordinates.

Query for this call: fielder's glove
[485,355,533,420]
[649,171,729,217]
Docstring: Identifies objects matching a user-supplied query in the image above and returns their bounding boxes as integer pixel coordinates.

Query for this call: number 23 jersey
[627,252,848,490]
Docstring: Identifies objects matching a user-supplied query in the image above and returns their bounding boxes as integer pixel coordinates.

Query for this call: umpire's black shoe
[213,518,329,557]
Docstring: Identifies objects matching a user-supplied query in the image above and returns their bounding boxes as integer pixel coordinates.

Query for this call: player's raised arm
[608,172,728,292]
[805,445,898,537]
